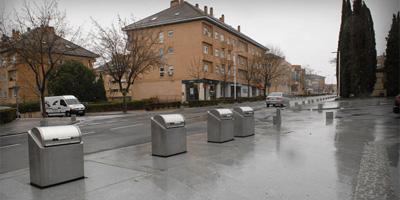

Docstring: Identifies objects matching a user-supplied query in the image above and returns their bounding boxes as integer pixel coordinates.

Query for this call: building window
[220,50,225,58]
[159,32,164,43]
[203,45,209,54]
[159,48,164,57]
[168,30,174,38]
[160,65,165,77]
[214,49,219,57]
[168,66,174,76]
[167,47,174,54]
[220,34,224,42]
[214,32,219,40]
[215,66,219,74]
[203,63,209,72]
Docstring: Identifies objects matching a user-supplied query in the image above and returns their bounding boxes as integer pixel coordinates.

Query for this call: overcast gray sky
[1,0,399,84]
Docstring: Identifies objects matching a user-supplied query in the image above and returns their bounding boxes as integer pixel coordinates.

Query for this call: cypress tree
[361,3,377,94]
[350,0,364,96]
[338,0,352,97]
[385,13,400,96]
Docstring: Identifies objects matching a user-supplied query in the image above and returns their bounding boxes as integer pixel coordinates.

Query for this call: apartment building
[0,27,98,104]
[113,0,268,102]
[305,74,326,95]
[290,65,305,95]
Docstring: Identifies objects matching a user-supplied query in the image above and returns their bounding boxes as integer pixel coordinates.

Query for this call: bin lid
[153,114,185,129]
[30,125,82,147]
[234,107,254,116]
[209,109,233,119]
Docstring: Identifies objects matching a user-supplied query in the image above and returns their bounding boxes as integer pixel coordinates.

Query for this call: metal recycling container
[151,114,187,157]
[207,109,234,143]
[233,107,255,137]
[28,125,84,188]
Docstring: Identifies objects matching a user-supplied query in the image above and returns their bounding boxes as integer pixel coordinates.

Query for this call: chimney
[204,6,208,15]
[12,29,20,39]
[170,0,179,7]
[195,3,199,8]
[237,25,241,32]
[210,7,214,16]
[220,14,225,22]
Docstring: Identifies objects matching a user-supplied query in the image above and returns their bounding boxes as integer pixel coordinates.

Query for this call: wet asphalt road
[0,101,267,173]
[0,98,399,199]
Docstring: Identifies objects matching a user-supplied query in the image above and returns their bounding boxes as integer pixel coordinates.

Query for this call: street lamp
[331,51,340,97]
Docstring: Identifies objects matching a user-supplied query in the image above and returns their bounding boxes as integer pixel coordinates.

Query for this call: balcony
[202,35,213,45]
[203,54,214,62]
[8,80,16,88]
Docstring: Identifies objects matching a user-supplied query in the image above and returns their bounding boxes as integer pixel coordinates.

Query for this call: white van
[45,95,86,116]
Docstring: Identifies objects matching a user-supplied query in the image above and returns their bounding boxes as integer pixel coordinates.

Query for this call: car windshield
[65,99,80,105]
[268,93,282,97]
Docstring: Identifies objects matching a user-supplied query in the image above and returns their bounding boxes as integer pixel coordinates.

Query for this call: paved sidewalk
[1,98,398,200]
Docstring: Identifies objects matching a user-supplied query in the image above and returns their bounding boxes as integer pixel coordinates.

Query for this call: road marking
[82,131,95,135]
[0,144,21,149]
[110,124,143,131]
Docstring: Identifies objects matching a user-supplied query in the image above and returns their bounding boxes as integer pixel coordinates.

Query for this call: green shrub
[145,102,181,111]
[0,108,16,124]
[17,102,40,113]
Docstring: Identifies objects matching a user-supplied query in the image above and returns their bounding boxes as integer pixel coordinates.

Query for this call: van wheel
[65,111,71,117]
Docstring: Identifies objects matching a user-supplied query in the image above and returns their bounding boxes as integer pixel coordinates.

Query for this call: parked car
[393,94,400,113]
[266,92,290,107]
[45,95,86,117]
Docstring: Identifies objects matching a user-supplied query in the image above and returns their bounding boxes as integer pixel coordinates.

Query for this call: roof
[0,27,98,58]
[124,1,268,51]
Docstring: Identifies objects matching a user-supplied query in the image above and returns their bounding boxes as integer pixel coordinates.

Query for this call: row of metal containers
[27,106,255,188]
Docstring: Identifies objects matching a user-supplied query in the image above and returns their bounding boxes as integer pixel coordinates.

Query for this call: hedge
[87,101,181,112]
[0,108,16,124]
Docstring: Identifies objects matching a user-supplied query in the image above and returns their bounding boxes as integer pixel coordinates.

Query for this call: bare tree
[245,55,262,98]
[259,46,288,96]
[0,0,81,117]
[92,17,162,113]
[217,63,233,98]
[187,57,208,100]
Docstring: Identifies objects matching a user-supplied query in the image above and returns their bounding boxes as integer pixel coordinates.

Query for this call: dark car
[394,94,400,113]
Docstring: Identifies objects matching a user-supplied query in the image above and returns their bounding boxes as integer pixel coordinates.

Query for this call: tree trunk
[247,81,251,98]
[122,92,127,114]
[40,93,46,118]
[203,83,207,101]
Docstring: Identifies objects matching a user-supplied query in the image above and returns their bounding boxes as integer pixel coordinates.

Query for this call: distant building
[0,27,98,104]
[268,60,292,95]
[290,65,305,95]
[98,0,268,102]
[324,84,337,94]
[371,55,386,97]
[304,74,326,95]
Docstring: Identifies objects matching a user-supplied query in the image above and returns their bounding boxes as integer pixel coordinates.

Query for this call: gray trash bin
[233,107,255,137]
[151,114,186,157]
[28,125,84,188]
[207,109,234,143]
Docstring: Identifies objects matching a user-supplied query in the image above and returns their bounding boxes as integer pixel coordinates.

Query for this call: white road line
[110,124,143,131]
[0,144,21,149]
[82,131,95,135]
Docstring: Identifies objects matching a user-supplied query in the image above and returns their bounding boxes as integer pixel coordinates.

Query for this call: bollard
[273,109,282,125]
[326,112,334,120]
[71,114,77,123]
[40,119,48,127]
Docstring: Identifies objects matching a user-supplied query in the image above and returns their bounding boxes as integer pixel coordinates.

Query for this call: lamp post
[331,51,341,97]
[233,53,237,100]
